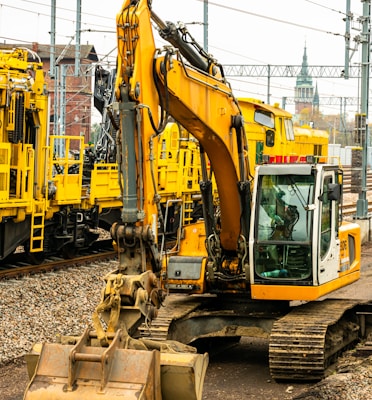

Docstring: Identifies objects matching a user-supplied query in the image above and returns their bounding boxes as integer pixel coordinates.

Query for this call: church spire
[294,43,315,118]
[313,83,319,107]
[296,44,313,86]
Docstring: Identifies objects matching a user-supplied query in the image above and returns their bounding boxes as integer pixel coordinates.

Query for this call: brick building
[1,42,98,145]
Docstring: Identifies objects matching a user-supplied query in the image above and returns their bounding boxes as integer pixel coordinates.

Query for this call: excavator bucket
[24,329,162,400]
[160,352,209,400]
[24,328,208,400]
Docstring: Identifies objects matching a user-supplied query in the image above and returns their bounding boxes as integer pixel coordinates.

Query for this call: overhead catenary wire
[0,0,117,48]
[304,0,351,18]
[0,1,115,28]
[0,0,363,118]
[0,0,356,65]
[195,0,346,38]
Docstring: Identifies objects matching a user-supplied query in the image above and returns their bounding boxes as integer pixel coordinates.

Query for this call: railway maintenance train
[0,50,201,263]
[0,47,123,263]
[24,1,362,399]
[0,46,328,266]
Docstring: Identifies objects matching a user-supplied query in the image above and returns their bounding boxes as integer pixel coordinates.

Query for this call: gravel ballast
[0,261,116,365]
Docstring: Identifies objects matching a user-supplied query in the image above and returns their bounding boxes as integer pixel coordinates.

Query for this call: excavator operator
[260,183,300,241]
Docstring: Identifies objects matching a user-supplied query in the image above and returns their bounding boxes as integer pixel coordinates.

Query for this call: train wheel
[26,251,46,265]
[62,244,78,259]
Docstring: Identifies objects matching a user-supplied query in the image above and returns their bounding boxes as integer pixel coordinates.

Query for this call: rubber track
[269,299,361,380]
[138,295,202,341]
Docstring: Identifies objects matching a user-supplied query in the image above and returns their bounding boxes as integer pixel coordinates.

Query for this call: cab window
[254,109,275,129]
[284,118,295,141]
[320,176,333,259]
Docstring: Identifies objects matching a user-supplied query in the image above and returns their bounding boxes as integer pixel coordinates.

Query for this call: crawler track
[269,299,363,380]
[138,294,203,341]
[140,295,372,381]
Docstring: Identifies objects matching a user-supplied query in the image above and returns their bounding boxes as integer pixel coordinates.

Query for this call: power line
[14,0,114,21]
[0,36,30,44]
[303,0,347,17]
[0,2,115,31]
[196,0,345,37]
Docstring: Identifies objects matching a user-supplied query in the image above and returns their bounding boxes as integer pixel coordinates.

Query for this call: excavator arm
[152,49,251,250]
[112,0,162,276]
[113,0,251,277]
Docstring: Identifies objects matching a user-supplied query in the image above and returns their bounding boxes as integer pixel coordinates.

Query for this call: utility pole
[344,0,351,79]
[50,0,59,145]
[356,0,370,219]
[203,0,208,51]
[50,0,56,79]
[75,0,81,76]
[267,65,271,104]
[60,64,67,139]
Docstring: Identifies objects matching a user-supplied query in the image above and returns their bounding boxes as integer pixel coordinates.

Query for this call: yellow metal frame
[48,135,84,205]
[0,142,10,201]
[157,123,201,226]
[88,163,122,210]
[0,143,35,222]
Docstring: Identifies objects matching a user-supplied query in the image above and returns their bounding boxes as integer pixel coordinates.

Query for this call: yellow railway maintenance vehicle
[0,47,123,262]
[24,1,363,398]
[239,97,328,166]
[0,54,201,264]
[0,47,49,260]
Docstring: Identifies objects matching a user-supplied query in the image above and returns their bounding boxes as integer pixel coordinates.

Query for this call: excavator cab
[250,162,361,301]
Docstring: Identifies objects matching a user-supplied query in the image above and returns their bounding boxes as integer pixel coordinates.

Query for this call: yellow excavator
[24,0,362,398]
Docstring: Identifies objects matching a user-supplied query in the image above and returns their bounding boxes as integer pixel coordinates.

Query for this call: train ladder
[30,200,45,252]
[183,195,194,224]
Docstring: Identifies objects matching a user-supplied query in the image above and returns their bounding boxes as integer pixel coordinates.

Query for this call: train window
[254,109,275,129]
[284,118,295,141]
[265,130,275,147]
[256,175,313,243]
[314,144,322,156]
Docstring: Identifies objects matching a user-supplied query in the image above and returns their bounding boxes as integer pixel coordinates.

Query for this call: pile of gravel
[0,261,116,365]
[294,352,372,400]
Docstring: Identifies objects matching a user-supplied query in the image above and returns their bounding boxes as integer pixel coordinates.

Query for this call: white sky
[0,0,367,118]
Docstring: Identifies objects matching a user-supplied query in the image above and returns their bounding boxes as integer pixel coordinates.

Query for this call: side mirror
[327,183,341,201]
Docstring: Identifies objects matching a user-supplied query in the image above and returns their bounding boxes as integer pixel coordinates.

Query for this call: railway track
[343,202,372,217]
[0,240,117,280]
[333,167,372,217]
